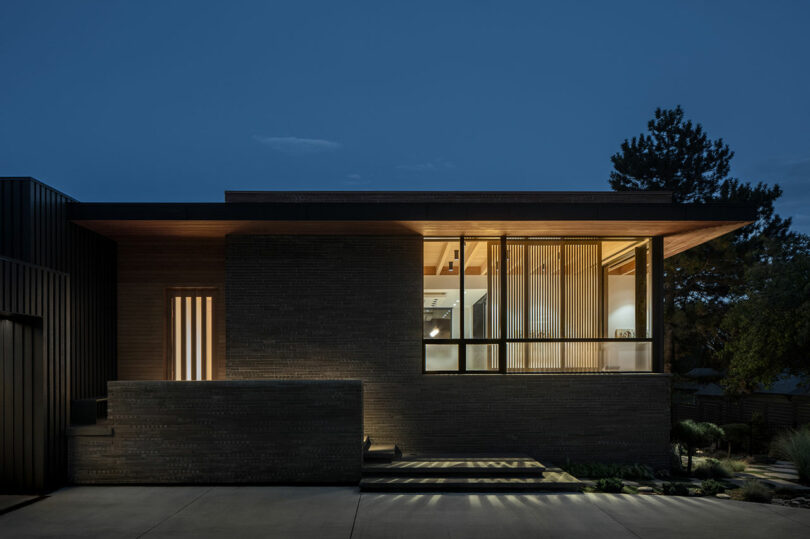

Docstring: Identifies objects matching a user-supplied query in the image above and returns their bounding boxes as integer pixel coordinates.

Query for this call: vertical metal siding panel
[2,320,10,487]
[2,180,111,491]
[12,182,21,261]
[47,271,55,487]
[23,322,33,488]
[61,274,69,485]
[13,320,23,488]
[0,320,4,485]
[32,321,44,490]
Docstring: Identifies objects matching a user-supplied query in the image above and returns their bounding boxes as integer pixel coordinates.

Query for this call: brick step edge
[361,467,545,477]
[359,478,583,493]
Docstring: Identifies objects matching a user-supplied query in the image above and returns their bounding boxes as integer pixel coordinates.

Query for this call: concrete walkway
[1,486,809,538]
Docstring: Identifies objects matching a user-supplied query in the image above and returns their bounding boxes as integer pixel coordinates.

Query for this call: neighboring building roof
[758,374,810,396]
[685,373,810,398]
[694,383,727,397]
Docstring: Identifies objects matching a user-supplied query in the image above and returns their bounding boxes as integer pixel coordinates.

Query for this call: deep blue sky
[2,1,809,232]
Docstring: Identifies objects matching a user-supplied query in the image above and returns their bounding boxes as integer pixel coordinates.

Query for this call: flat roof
[224,190,675,204]
[67,191,756,258]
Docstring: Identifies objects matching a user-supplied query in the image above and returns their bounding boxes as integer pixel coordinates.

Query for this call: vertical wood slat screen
[169,292,213,381]
[486,241,500,370]
[527,243,562,370]
[503,241,601,371]
[506,242,525,370]
[506,242,563,371]
[563,242,600,371]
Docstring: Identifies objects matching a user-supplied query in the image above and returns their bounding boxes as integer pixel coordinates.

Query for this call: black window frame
[422,235,656,374]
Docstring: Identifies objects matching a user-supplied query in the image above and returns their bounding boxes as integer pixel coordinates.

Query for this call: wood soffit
[67,197,756,259]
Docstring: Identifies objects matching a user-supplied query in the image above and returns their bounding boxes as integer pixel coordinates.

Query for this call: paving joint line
[135,486,213,538]
[349,491,363,538]
[586,494,643,539]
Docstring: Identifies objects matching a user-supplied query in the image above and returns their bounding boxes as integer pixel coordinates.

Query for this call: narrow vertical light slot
[174,297,182,380]
[185,297,192,380]
[195,296,202,380]
[206,297,213,380]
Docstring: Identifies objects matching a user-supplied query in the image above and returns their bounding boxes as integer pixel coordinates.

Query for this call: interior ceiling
[72,219,750,259]
[423,239,642,276]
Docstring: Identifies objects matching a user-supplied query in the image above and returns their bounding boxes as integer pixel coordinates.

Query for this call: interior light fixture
[429,327,440,337]
[448,261,454,271]
[454,250,459,260]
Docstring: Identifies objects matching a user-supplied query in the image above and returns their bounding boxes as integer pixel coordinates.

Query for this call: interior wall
[117,238,226,380]
[607,275,635,338]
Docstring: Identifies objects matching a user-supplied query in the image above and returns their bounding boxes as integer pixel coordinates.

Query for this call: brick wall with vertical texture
[68,380,363,484]
[117,238,226,380]
[226,235,671,468]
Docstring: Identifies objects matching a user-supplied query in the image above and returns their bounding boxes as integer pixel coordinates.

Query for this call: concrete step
[359,471,582,493]
[363,443,402,462]
[363,457,545,477]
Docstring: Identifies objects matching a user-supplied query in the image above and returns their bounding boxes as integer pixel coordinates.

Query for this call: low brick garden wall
[69,380,363,484]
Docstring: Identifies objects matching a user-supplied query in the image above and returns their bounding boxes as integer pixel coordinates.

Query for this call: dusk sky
[2,1,809,232]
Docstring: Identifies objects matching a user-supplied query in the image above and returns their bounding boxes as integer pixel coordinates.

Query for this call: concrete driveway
[1,486,809,538]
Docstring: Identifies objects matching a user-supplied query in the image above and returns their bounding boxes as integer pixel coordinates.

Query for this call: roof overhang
[68,195,756,258]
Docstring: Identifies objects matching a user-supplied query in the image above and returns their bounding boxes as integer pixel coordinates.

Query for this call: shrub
[771,427,810,483]
[661,482,690,496]
[562,460,653,480]
[722,459,746,473]
[693,458,732,479]
[671,420,725,474]
[700,479,726,496]
[721,423,751,456]
[595,477,624,493]
[738,479,772,503]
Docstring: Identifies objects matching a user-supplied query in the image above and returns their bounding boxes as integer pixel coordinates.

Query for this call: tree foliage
[609,106,799,375]
[720,253,810,391]
[671,420,724,474]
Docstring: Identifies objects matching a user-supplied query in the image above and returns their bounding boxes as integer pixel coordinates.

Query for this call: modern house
[1,177,755,492]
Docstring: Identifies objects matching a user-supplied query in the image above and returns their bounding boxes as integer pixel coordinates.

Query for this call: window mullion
[499,236,507,373]
[459,236,466,373]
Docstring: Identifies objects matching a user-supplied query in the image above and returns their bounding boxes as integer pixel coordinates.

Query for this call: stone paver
[1,486,810,538]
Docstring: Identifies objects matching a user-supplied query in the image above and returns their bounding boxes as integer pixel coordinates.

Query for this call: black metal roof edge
[67,201,758,222]
[223,190,675,204]
[0,176,78,202]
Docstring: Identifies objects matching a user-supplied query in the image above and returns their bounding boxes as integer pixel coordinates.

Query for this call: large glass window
[423,237,653,373]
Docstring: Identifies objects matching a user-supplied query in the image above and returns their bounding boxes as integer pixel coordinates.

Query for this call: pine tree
[609,106,794,374]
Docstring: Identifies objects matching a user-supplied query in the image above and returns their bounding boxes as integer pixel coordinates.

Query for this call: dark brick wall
[226,235,672,468]
[117,238,226,380]
[69,380,363,484]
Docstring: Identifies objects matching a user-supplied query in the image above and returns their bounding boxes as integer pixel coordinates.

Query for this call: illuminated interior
[423,237,652,373]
